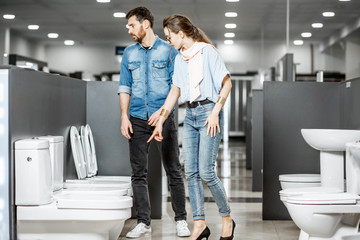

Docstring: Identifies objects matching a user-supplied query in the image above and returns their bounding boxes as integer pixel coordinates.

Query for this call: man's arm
[119,93,133,139]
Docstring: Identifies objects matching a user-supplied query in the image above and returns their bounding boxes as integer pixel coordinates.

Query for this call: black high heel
[219,220,236,240]
[196,226,211,240]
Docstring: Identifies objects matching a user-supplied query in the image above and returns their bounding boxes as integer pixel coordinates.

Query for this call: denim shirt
[117,36,178,120]
[173,45,230,103]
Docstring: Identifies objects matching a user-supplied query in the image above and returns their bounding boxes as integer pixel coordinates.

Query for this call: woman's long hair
[163,14,212,45]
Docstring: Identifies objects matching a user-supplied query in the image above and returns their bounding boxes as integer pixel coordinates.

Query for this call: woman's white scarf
[180,42,211,103]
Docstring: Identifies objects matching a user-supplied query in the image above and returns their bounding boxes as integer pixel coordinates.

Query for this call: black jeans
[129,113,187,226]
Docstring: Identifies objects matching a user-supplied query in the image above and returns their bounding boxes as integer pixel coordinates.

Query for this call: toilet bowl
[279,174,321,190]
[66,126,132,194]
[15,138,133,240]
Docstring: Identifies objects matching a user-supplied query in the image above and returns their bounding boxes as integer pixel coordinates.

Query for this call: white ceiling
[1,0,360,47]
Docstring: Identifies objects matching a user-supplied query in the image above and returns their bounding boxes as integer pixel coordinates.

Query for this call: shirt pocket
[128,61,141,80]
[152,60,168,79]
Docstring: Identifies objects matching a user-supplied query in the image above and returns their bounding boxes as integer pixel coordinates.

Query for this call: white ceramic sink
[301,129,360,151]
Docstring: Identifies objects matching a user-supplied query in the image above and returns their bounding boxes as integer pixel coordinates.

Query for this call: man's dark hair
[126,6,154,28]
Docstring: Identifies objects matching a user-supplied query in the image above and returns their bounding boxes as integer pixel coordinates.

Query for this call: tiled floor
[118,139,300,240]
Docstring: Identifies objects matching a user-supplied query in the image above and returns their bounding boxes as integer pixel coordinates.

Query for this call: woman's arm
[147,84,181,142]
[204,74,232,137]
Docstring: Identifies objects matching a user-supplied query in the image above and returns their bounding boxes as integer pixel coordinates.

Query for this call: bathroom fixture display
[280,141,360,240]
[15,137,133,240]
[279,174,321,190]
[301,129,360,191]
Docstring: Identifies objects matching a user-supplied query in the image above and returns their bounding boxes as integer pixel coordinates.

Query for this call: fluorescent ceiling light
[224,32,235,38]
[312,23,323,28]
[225,12,238,17]
[224,40,234,45]
[225,23,237,29]
[322,12,335,17]
[339,0,351,1]
[113,12,126,18]
[48,33,59,38]
[28,25,39,30]
[3,14,15,19]
[293,40,304,45]
[64,40,75,46]
[226,0,240,2]
[301,32,312,38]
[97,0,110,2]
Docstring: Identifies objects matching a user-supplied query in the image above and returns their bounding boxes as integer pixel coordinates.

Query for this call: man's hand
[148,109,161,126]
[121,116,133,139]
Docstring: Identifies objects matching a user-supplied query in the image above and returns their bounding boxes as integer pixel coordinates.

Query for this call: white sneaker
[176,220,191,237]
[126,223,151,238]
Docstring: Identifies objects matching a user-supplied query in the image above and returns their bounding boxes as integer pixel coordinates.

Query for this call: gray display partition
[262,81,341,220]
[86,82,162,219]
[251,90,263,192]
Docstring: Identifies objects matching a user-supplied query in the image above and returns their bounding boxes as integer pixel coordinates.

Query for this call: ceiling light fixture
[28,25,39,30]
[225,12,238,17]
[113,12,126,18]
[96,0,111,2]
[3,14,15,20]
[224,33,235,38]
[339,0,351,1]
[322,12,335,17]
[312,23,323,28]
[64,40,75,46]
[226,0,240,2]
[293,40,304,45]
[48,33,59,39]
[225,23,237,29]
[301,32,312,38]
[224,40,234,45]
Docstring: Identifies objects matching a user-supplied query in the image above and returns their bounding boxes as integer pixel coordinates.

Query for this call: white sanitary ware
[279,174,321,190]
[280,129,360,240]
[65,125,132,194]
[15,137,132,240]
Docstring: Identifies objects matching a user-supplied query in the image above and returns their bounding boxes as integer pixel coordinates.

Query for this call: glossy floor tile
[118,139,300,239]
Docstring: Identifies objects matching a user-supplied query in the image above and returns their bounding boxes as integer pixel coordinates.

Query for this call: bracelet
[160,109,170,119]
[216,96,226,105]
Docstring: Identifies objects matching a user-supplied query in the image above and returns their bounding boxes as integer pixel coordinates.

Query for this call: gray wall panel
[252,90,263,192]
[263,82,340,220]
[340,79,360,129]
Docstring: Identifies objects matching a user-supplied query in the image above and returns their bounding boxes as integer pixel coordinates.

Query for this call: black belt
[186,99,213,108]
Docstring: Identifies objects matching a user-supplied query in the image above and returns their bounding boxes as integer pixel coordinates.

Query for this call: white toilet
[15,138,133,240]
[280,129,360,240]
[279,174,321,190]
[64,126,132,195]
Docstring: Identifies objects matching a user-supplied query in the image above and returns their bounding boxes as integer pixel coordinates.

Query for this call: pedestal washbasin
[301,129,360,191]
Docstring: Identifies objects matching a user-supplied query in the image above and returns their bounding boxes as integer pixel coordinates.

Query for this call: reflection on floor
[118,139,299,240]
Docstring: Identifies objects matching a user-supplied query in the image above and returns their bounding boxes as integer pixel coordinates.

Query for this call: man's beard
[133,26,146,43]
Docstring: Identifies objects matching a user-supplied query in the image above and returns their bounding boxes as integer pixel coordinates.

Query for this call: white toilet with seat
[15,138,133,240]
[280,129,360,240]
[279,174,321,190]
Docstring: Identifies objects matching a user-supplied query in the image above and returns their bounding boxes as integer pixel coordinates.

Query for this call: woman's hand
[148,109,161,126]
[147,124,164,143]
[204,112,220,137]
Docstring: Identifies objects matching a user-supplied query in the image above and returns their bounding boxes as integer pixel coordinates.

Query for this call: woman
[148,14,235,240]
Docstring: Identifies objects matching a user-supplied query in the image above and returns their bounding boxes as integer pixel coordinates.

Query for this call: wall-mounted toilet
[279,174,321,190]
[15,137,133,240]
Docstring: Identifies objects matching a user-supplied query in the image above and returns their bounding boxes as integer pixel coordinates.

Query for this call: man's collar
[138,35,159,50]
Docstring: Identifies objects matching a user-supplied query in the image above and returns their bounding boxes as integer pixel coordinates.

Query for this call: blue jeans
[183,103,231,220]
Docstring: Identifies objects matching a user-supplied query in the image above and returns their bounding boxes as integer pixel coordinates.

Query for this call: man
[117,6,190,239]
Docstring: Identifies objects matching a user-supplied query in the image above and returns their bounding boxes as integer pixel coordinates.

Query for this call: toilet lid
[80,125,92,177]
[280,187,342,197]
[57,195,133,209]
[279,174,321,182]
[287,193,360,205]
[85,124,98,177]
[70,126,87,179]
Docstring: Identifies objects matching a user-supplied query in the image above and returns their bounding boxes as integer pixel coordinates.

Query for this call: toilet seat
[70,126,87,179]
[287,193,360,205]
[279,174,321,182]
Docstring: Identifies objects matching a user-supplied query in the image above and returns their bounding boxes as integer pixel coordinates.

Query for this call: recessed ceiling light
[225,12,238,17]
[48,33,59,39]
[226,0,240,2]
[293,40,304,45]
[97,0,111,2]
[312,23,323,28]
[28,25,39,30]
[64,40,75,46]
[224,33,235,38]
[322,12,335,17]
[301,32,312,38]
[224,40,234,45]
[225,23,237,29]
[113,12,126,18]
[3,14,15,19]
[339,0,351,1]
